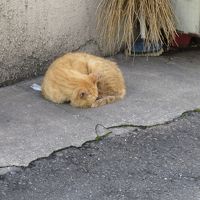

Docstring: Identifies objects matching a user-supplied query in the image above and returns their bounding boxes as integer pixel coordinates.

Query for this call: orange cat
[42,52,126,108]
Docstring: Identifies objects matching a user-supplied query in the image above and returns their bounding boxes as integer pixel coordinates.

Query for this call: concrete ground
[0,50,200,167]
[1,111,200,200]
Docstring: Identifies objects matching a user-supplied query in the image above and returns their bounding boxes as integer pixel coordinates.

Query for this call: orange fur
[42,52,126,108]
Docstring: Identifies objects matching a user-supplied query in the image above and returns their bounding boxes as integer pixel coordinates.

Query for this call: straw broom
[96,0,177,56]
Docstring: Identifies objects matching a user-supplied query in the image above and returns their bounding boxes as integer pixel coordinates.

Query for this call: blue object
[132,39,163,54]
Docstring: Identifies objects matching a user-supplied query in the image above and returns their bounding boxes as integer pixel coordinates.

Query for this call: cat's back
[48,52,88,72]
[47,52,115,71]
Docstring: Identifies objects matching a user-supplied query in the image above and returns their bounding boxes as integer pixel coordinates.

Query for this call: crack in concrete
[99,108,200,134]
[0,109,199,176]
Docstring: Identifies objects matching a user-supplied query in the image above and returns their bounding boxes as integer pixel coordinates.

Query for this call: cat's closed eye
[79,91,87,98]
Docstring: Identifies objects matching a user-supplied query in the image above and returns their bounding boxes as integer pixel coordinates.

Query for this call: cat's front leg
[91,96,116,108]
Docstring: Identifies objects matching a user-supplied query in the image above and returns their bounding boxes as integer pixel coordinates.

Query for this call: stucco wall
[0,0,101,86]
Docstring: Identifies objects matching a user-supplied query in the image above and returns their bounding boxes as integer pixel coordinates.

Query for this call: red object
[172,33,192,48]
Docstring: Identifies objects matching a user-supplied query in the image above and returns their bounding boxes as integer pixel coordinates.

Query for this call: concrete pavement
[0,50,200,166]
[1,111,200,200]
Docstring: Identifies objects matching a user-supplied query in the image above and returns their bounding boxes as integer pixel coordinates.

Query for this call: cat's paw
[91,96,117,108]
[91,99,104,108]
[91,98,105,108]
[91,101,99,108]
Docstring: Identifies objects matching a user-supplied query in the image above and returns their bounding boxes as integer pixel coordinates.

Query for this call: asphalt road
[1,111,200,200]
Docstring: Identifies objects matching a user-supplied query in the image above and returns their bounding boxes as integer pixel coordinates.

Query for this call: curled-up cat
[42,52,126,108]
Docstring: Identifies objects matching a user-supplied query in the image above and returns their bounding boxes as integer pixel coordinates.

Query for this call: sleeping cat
[42,52,126,108]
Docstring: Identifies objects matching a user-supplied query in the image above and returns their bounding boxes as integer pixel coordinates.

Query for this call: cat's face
[70,73,99,108]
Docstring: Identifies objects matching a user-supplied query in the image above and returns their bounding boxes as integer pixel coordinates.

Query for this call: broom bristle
[96,0,177,55]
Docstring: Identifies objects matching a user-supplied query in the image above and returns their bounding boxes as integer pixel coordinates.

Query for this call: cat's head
[70,73,100,108]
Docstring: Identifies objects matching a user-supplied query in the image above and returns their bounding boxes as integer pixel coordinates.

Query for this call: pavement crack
[105,108,200,131]
[93,108,200,142]
[1,109,200,176]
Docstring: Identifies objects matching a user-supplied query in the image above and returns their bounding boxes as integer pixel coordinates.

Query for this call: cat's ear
[79,89,88,99]
[88,73,101,84]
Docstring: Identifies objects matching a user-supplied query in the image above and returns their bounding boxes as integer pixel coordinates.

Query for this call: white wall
[173,0,200,35]
[0,0,101,86]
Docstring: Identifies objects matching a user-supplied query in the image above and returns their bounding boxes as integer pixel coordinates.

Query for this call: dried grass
[96,0,177,55]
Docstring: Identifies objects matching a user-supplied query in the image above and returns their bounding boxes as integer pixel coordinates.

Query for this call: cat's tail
[31,83,42,92]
